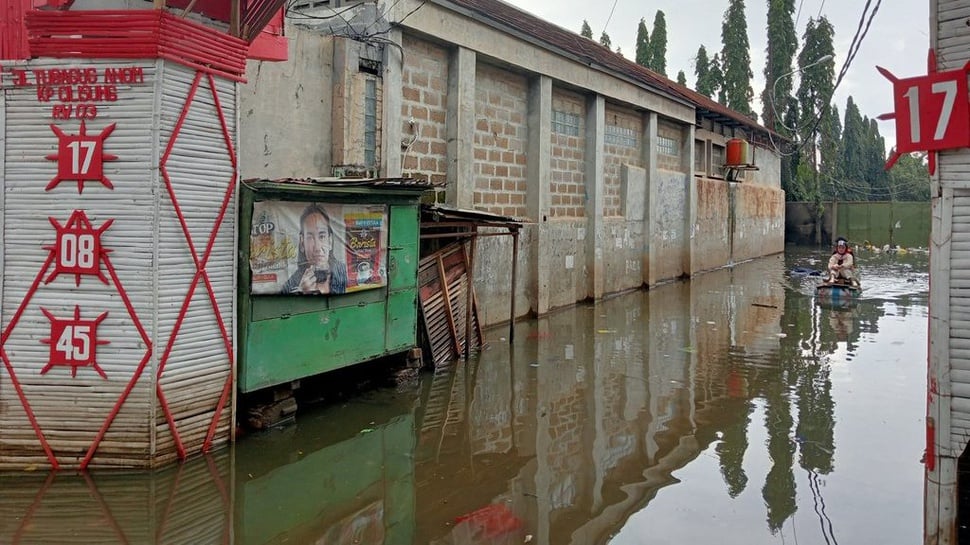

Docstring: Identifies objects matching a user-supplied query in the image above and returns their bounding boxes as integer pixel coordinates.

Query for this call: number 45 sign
[879,50,970,174]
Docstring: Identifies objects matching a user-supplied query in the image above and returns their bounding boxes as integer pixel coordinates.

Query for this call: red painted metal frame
[0,215,153,469]
[156,70,236,459]
[26,10,249,82]
[1,0,32,60]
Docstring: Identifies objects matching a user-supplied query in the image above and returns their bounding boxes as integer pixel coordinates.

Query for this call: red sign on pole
[879,50,970,174]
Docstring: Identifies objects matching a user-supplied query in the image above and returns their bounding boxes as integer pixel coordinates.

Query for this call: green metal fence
[786,201,931,248]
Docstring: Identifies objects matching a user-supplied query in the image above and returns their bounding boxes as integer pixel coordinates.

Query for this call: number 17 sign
[879,50,970,174]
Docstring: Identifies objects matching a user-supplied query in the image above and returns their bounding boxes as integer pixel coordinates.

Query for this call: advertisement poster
[250,201,388,295]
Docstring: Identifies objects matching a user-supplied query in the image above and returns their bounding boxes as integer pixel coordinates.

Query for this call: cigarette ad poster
[249,201,388,295]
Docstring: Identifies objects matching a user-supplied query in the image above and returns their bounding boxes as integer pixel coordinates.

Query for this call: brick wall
[549,89,586,218]
[401,35,449,185]
[657,119,684,172]
[604,106,643,217]
[473,64,529,217]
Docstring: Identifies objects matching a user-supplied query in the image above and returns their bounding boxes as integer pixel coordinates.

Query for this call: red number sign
[891,69,970,154]
[879,50,970,174]
[45,121,117,193]
[40,306,109,378]
[44,210,113,286]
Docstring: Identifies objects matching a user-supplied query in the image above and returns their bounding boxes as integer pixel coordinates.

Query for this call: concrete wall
[237,3,786,326]
[240,28,334,178]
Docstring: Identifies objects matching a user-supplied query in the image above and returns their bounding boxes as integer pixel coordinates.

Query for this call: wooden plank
[436,253,463,356]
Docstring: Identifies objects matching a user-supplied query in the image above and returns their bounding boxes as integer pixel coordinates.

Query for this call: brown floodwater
[0,245,929,544]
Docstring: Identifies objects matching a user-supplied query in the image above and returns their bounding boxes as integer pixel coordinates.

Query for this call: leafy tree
[720,0,755,117]
[762,0,798,134]
[694,45,717,98]
[581,20,593,39]
[676,70,687,85]
[648,10,668,75]
[796,17,835,135]
[636,18,650,66]
[782,96,802,200]
[599,31,612,49]
[888,153,930,201]
[795,16,835,210]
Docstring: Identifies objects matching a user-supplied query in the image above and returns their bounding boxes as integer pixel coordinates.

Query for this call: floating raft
[816,280,862,299]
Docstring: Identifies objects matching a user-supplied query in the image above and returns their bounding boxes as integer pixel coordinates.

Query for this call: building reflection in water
[0,250,926,544]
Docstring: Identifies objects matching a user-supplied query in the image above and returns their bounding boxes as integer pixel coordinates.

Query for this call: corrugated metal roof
[242,177,444,189]
[422,203,526,226]
[437,0,785,142]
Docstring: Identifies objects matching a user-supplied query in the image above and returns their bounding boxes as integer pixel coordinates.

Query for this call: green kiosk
[238,178,434,399]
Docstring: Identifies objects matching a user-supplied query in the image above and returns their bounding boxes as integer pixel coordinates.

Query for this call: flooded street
[0,246,929,544]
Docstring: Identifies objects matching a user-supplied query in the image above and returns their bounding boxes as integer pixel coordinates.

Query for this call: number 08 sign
[879,50,970,173]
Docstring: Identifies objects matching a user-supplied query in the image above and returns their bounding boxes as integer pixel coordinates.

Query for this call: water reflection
[0,247,927,544]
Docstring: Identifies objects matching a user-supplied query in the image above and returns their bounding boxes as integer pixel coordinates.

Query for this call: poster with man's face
[249,201,388,295]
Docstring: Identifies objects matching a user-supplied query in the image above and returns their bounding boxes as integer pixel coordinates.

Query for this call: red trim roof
[26,10,250,81]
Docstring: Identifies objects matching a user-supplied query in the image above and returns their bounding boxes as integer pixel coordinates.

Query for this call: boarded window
[552,110,581,136]
[606,125,638,148]
[711,144,725,175]
[694,139,707,173]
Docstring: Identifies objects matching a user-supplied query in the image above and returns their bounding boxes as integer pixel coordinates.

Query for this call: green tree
[796,18,835,133]
[648,10,668,76]
[795,17,835,239]
[782,96,802,200]
[712,53,725,103]
[762,0,798,134]
[819,105,842,201]
[676,70,687,85]
[599,31,612,49]
[636,18,650,66]
[841,96,868,200]
[866,118,889,200]
[888,153,930,201]
[720,0,755,117]
[581,20,593,39]
[694,45,717,98]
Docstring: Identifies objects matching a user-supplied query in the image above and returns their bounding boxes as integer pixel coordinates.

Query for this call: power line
[602,0,620,36]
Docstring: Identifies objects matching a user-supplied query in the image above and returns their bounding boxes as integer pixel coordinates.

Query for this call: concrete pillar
[527,76,551,315]
[684,124,698,276]
[585,94,605,300]
[446,46,476,208]
[381,28,403,177]
[643,112,658,286]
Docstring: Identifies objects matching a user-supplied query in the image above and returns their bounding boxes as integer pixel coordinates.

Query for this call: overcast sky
[504,0,928,151]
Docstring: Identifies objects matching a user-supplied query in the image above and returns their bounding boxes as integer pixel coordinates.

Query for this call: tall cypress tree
[819,105,842,201]
[648,10,668,76]
[720,0,755,117]
[796,18,835,132]
[676,70,687,85]
[841,96,867,201]
[762,0,798,134]
[581,20,593,39]
[866,118,889,200]
[635,18,650,67]
[712,54,726,103]
[694,45,715,98]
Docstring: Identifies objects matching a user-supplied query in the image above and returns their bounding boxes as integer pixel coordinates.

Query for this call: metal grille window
[552,110,581,136]
[605,125,638,148]
[657,135,680,157]
[364,78,377,167]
